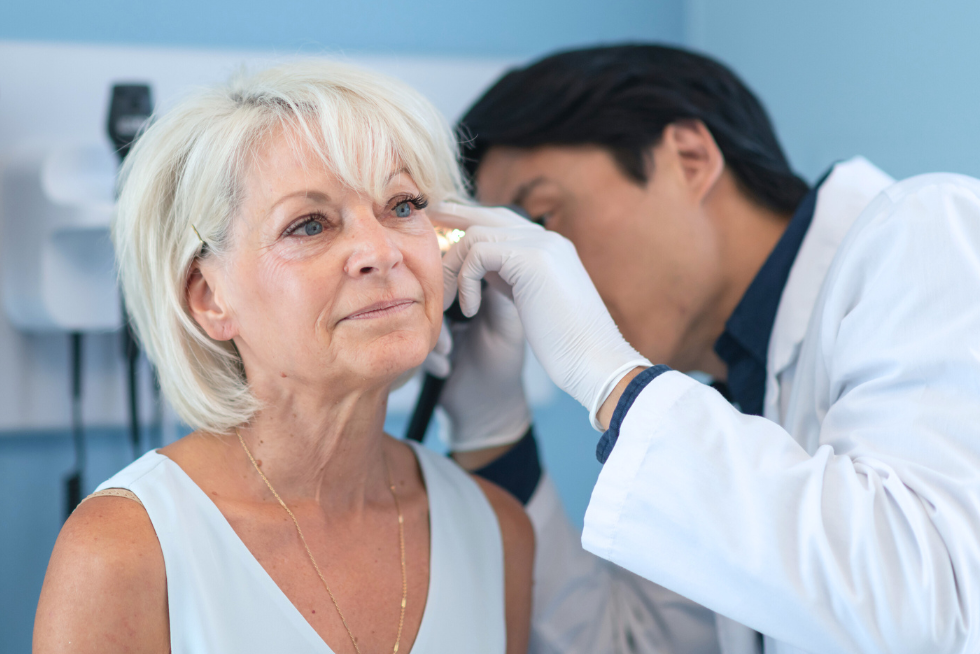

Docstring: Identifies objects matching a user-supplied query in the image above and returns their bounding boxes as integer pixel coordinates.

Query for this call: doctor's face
[193,130,444,394]
[475,142,726,371]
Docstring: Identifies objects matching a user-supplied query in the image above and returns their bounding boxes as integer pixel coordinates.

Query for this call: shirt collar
[715,169,831,372]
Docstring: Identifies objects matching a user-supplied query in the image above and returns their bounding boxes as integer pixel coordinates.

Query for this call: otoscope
[404,207,527,443]
[107,84,154,459]
[404,293,470,442]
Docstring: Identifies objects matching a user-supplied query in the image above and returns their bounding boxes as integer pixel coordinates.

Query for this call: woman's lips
[343,299,416,321]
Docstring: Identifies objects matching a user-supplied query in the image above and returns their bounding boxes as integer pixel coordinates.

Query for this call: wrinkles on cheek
[271,232,337,261]
[404,214,437,236]
[238,253,331,346]
[409,239,445,326]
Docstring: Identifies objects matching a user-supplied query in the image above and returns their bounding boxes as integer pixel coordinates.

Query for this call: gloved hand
[419,320,452,381]
[393,320,451,391]
[434,203,651,430]
[434,286,532,452]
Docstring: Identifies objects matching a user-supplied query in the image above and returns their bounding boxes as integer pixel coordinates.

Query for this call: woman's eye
[394,201,413,218]
[303,220,323,236]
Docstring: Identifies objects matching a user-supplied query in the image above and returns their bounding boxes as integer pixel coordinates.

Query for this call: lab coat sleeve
[526,472,721,654]
[582,174,980,654]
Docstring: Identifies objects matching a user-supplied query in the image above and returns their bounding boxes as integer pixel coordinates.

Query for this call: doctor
[432,45,980,653]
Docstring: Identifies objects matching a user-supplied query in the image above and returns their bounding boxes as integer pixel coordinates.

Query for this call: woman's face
[193,131,444,394]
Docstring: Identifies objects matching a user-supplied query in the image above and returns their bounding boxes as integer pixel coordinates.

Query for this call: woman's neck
[236,375,394,512]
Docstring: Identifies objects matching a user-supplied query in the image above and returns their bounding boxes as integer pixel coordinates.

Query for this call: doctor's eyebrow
[511,177,548,207]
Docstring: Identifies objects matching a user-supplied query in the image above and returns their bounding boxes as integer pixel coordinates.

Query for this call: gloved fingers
[421,348,451,379]
[443,256,461,311]
[481,285,524,340]
[441,225,506,310]
[483,271,513,300]
[390,365,421,390]
[417,318,453,381]
[441,266,513,315]
[456,240,511,317]
[434,318,452,357]
[441,224,501,273]
[431,201,540,230]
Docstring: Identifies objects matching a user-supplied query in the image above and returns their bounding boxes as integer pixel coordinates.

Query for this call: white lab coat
[526,157,980,653]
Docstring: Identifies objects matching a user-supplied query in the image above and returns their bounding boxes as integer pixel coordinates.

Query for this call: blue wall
[0,428,144,654]
[1,0,683,58]
[688,0,980,182]
[0,2,682,651]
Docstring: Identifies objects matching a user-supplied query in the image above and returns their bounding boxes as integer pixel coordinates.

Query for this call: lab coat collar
[764,157,894,417]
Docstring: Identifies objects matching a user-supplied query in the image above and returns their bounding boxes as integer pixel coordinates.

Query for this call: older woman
[34,62,533,654]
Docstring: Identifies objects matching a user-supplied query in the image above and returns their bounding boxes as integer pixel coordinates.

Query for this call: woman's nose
[343,209,403,276]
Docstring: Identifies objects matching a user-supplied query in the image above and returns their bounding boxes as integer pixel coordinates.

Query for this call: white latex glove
[434,202,651,430]
[419,319,453,381]
[436,286,532,452]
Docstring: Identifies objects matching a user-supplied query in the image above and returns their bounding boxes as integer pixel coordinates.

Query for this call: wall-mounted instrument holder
[1,142,120,333]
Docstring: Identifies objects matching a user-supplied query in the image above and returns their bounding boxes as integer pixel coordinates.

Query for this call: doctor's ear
[661,120,725,204]
[186,262,238,342]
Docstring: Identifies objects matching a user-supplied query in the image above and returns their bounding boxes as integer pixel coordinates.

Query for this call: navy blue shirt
[712,180,822,417]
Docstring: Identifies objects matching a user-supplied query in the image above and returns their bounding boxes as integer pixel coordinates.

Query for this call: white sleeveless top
[95,441,506,654]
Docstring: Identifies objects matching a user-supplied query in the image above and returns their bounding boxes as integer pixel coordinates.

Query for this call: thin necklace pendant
[236,430,408,654]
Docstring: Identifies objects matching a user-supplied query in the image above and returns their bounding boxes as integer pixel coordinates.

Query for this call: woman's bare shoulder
[471,476,535,564]
[471,476,534,654]
[34,495,169,653]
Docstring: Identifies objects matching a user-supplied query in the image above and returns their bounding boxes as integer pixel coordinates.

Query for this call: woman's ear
[186,262,238,342]
[663,119,725,205]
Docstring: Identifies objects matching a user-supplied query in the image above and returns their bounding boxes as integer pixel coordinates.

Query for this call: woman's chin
[350,335,430,385]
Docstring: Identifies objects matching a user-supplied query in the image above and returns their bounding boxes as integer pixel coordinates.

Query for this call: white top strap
[81,487,143,507]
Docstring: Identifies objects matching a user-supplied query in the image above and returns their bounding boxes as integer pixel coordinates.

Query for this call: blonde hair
[112,60,467,433]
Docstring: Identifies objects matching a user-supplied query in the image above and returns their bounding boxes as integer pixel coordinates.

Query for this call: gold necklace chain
[236,429,408,654]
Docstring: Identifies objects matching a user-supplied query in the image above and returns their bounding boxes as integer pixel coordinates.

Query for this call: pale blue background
[4,0,980,651]
[0,0,683,58]
[687,0,980,181]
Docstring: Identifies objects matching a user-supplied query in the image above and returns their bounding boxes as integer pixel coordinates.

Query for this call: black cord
[108,84,154,460]
[150,365,162,449]
[405,374,446,442]
[403,290,479,443]
[121,306,141,459]
[65,332,84,520]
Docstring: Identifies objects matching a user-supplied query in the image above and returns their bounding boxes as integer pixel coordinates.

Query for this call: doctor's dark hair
[459,44,809,214]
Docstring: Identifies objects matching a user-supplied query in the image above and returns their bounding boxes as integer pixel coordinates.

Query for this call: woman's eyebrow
[268,190,332,212]
[385,168,411,185]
